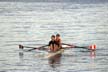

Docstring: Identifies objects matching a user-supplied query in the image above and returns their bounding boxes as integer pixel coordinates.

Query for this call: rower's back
[55,34,62,49]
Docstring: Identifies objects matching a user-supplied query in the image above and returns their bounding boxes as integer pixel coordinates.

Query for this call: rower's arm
[59,39,62,46]
[48,41,51,50]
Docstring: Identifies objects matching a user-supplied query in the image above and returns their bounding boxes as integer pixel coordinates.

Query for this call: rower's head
[56,34,60,39]
[51,35,55,41]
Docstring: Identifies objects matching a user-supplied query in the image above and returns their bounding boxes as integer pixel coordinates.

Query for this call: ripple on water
[0,2,108,72]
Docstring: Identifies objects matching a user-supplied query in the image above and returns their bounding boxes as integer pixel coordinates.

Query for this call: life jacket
[55,38,62,48]
[56,38,60,44]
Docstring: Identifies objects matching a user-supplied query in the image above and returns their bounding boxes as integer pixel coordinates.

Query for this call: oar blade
[88,44,96,51]
[19,45,24,49]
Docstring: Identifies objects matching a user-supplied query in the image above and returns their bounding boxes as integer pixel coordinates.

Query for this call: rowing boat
[44,49,64,58]
[18,44,96,58]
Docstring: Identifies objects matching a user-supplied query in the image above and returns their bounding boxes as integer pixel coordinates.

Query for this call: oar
[19,44,48,51]
[62,43,96,51]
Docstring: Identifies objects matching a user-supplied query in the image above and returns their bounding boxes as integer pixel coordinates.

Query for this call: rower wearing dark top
[48,35,59,52]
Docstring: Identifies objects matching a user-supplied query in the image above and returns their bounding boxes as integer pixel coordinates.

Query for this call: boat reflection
[48,54,62,68]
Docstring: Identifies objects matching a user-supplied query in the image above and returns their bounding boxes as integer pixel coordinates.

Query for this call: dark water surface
[0,2,108,72]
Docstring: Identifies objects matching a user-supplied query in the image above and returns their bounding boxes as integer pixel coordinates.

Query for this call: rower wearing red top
[55,34,62,49]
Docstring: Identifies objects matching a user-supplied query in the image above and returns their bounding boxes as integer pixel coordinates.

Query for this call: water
[0,1,108,72]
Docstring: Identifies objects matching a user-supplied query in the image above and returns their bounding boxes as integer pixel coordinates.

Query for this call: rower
[48,35,59,52]
[55,34,62,49]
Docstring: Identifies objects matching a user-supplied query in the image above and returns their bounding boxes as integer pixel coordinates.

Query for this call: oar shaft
[19,44,48,51]
[27,47,48,51]
[74,46,87,48]
[23,46,37,49]
[62,43,96,51]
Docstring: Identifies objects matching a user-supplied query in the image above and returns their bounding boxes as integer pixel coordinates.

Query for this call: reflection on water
[18,49,96,70]
[90,51,96,59]
[48,54,62,68]
[19,52,24,61]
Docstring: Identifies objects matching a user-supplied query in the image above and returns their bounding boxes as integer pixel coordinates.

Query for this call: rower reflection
[90,51,96,59]
[19,52,24,61]
[48,54,62,68]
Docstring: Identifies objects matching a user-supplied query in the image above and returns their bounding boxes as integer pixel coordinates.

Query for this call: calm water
[0,2,108,72]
